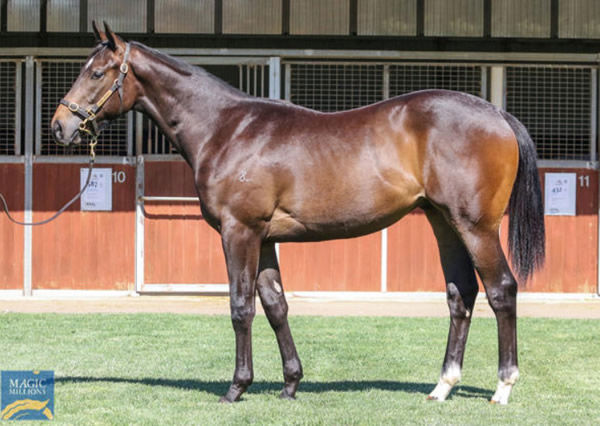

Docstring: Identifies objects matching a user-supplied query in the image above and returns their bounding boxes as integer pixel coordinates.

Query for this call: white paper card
[80,168,112,211]
[544,172,576,216]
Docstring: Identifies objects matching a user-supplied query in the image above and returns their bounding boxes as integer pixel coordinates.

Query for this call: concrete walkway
[0,293,598,318]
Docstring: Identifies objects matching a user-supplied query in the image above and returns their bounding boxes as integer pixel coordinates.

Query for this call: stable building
[0,0,598,296]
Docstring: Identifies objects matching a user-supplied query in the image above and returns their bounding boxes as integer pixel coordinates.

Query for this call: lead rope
[0,137,97,226]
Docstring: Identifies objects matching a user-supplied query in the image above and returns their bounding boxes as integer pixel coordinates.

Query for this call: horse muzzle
[51,118,83,146]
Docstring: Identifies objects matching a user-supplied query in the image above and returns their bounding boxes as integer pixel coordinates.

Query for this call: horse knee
[230,304,256,329]
[498,365,519,384]
[486,275,517,314]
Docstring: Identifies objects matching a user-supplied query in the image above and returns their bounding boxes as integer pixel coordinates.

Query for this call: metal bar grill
[506,66,594,160]
[39,60,128,156]
[288,63,384,112]
[0,61,18,155]
[238,64,267,97]
[389,64,483,97]
[140,115,178,155]
[287,62,483,111]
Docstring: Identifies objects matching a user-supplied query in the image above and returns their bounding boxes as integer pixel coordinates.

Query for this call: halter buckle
[68,102,79,112]
[120,63,129,74]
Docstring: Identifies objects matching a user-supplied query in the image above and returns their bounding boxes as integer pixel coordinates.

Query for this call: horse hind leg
[455,222,519,405]
[256,243,303,399]
[424,206,478,402]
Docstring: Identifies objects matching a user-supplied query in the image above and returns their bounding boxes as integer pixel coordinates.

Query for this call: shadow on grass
[56,376,492,400]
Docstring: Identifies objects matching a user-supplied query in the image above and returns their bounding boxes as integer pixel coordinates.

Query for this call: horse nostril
[52,120,64,141]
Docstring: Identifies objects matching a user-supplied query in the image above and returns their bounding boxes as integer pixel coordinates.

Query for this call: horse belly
[266,179,421,242]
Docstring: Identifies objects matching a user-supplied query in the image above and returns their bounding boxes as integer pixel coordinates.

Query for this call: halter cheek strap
[60,43,131,139]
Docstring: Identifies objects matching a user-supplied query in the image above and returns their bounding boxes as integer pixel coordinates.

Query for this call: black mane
[130,41,194,77]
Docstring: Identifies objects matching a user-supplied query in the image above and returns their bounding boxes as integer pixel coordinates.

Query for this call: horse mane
[132,42,255,99]
[87,41,111,62]
[130,41,194,77]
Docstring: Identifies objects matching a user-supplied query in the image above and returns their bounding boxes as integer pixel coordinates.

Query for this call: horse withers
[51,22,545,405]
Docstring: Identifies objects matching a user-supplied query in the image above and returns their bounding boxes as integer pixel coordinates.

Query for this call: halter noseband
[60,42,131,140]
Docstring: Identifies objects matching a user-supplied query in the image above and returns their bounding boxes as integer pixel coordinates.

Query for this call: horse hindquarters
[422,108,543,404]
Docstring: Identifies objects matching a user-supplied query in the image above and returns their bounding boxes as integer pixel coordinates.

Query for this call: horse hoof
[279,391,296,401]
[426,395,438,401]
[219,396,234,404]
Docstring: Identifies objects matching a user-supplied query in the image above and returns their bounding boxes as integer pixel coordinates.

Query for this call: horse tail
[501,110,545,282]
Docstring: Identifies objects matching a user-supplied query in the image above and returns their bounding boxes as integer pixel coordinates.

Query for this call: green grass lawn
[0,313,599,425]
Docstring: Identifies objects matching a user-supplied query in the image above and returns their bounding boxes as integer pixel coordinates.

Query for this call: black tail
[501,111,545,282]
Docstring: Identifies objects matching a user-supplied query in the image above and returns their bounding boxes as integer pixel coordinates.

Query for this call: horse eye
[91,70,104,80]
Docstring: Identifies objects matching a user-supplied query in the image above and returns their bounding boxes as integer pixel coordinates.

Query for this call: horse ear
[92,21,106,43]
[92,20,103,43]
[103,21,118,51]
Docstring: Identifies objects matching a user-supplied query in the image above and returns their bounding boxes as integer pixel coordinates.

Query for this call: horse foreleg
[219,221,262,403]
[256,243,303,399]
[425,207,478,402]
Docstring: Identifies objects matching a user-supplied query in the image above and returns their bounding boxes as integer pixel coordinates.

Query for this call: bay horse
[51,23,545,405]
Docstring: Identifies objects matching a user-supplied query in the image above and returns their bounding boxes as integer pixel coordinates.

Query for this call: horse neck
[130,45,247,163]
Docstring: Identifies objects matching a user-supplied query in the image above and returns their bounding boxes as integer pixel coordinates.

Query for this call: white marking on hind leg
[491,370,519,405]
[428,363,461,402]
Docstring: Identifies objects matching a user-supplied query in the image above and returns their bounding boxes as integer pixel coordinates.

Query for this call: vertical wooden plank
[0,164,24,289]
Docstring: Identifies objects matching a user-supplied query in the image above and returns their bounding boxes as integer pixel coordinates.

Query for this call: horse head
[51,21,139,146]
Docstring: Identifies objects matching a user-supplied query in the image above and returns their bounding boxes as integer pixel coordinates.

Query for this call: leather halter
[59,42,131,140]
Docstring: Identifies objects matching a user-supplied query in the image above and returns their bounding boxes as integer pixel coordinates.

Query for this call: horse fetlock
[441,365,462,387]
[281,375,301,400]
[498,367,519,385]
[283,360,303,382]
[490,368,519,405]
[234,369,254,389]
